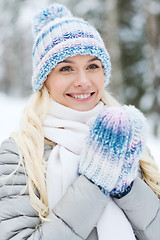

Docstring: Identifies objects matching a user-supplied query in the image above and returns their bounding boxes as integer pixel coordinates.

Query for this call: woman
[0,3,160,240]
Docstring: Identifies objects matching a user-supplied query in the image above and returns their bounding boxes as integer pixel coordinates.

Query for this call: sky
[0,92,160,169]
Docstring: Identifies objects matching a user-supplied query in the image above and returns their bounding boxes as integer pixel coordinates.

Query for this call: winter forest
[0,0,160,138]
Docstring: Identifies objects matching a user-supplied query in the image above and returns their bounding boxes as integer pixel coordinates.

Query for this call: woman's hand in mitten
[78,105,146,196]
[110,105,147,198]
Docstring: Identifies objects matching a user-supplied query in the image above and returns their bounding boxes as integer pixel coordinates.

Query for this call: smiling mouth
[66,92,95,99]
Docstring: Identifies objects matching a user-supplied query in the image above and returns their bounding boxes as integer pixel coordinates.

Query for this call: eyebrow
[58,59,73,64]
[88,57,100,62]
[58,57,100,64]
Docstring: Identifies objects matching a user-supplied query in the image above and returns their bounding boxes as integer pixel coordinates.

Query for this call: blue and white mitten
[79,105,146,196]
[110,105,147,197]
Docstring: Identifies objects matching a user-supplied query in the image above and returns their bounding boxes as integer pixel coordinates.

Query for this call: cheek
[95,74,105,92]
[46,77,60,94]
[50,84,62,98]
[48,80,69,102]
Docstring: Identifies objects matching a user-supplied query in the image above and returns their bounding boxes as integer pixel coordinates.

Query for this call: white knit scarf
[43,100,136,240]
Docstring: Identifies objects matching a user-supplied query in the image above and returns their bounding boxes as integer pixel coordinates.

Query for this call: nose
[74,70,91,89]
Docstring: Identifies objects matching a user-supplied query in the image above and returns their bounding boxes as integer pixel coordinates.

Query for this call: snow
[147,1,160,15]
[0,92,159,169]
[0,93,27,142]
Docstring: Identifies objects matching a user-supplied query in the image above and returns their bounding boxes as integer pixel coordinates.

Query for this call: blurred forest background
[0,0,160,136]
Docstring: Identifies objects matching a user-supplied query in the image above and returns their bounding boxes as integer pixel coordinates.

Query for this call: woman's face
[45,54,105,111]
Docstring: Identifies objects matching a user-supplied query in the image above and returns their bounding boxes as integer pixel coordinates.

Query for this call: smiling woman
[1,3,160,240]
[45,54,105,111]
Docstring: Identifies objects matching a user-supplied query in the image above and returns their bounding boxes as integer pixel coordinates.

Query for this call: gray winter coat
[0,138,160,240]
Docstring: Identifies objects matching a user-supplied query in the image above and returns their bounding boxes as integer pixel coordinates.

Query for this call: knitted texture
[79,105,146,196]
[31,3,111,92]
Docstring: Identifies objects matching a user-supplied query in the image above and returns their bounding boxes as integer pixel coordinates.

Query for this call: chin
[70,104,96,112]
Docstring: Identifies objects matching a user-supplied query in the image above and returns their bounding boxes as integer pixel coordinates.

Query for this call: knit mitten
[79,105,146,196]
[110,105,147,197]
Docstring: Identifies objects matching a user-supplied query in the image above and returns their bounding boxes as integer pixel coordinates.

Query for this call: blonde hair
[12,86,160,222]
[12,86,51,221]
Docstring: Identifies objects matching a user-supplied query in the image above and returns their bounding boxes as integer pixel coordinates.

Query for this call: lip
[66,92,95,101]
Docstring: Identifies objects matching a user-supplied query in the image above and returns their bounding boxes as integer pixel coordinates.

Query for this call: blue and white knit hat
[32,3,111,92]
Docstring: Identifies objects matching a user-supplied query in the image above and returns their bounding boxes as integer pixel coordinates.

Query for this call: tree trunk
[104,0,123,101]
[145,0,160,136]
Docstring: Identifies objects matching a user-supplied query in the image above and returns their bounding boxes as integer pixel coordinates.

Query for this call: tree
[144,0,160,136]
[104,0,123,99]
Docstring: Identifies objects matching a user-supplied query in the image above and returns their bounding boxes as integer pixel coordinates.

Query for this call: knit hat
[32,3,111,92]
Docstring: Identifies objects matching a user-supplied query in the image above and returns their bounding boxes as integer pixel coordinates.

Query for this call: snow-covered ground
[0,92,159,168]
[0,93,27,143]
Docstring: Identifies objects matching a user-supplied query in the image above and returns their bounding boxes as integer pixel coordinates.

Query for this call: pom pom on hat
[31,3,111,92]
[32,4,72,38]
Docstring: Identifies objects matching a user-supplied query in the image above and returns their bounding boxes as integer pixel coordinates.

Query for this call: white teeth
[72,94,91,99]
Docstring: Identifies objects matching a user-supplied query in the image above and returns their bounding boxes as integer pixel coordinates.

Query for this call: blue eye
[88,64,99,69]
[60,66,72,72]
